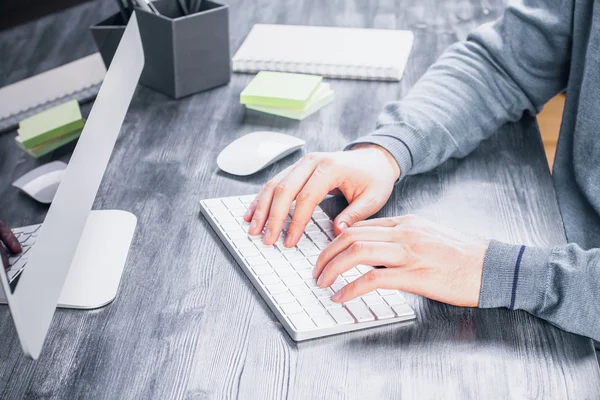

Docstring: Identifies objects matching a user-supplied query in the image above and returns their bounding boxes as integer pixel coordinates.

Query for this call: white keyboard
[200,195,416,341]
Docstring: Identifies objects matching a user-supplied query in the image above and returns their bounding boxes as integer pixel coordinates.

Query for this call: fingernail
[312,267,318,279]
[284,232,295,247]
[316,275,324,287]
[338,221,348,231]
[263,229,271,243]
[249,220,257,233]
[332,292,341,302]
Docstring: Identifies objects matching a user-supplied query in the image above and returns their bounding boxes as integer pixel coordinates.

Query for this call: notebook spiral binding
[232,59,399,81]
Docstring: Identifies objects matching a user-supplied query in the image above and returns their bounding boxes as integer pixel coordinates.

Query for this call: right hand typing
[0,221,21,270]
[243,144,401,248]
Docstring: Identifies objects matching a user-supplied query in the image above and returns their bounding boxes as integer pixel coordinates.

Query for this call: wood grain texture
[0,0,599,398]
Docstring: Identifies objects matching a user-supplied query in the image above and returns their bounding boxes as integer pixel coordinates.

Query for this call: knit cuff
[479,240,552,311]
[344,124,426,179]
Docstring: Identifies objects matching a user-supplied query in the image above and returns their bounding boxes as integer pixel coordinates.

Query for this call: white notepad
[232,24,414,81]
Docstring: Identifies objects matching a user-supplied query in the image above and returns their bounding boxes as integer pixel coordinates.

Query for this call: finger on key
[0,221,21,254]
[317,241,405,288]
[247,166,293,235]
[284,168,335,248]
[332,268,399,303]
[263,157,319,244]
[314,226,396,278]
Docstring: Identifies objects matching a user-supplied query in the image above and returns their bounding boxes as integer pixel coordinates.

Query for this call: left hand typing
[314,215,489,307]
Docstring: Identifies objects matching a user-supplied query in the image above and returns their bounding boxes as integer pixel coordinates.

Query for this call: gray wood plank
[0,0,598,399]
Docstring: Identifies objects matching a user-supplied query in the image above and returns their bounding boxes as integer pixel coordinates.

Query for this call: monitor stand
[0,210,137,309]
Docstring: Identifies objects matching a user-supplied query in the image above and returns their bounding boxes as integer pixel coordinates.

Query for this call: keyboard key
[312,287,334,298]
[269,260,291,271]
[220,222,240,232]
[282,275,304,287]
[296,269,314,280]
[345,275,360,283]
[289,285,311,297]
[245,255,266,267]
[238,195,255,204]
[377,289,397,296]
[288,312,316,331]
[383,294,406,306]
[320,297,342,309]
[276,266,297,278]
[312,212,329,221]
[305,223,320,233]
[370,303,395,320]
[392,304,415,317]
[324,231,336,241]
[328,307,354,324]
[233,238,254,249]
[356,265,374,274]
[299,245,320,257]
[307,256,319,266]
[296,294,319,307]
[305,305,327,317]
[252,265,272,276]
[290,259,312,271]
[304,279,319,288]
[331,283,345,293]
[313,241,329,250]
[273,292,295,305]
[215,214,236,224]
[281,302,303,315]
[259,275,280,286]
[346,302,375,322]
[307,232,329,242]
[312,314,336,328]
[222,197,242,208]
[261,249,283,259]
[265,284,287,295]
[314,205,324,213]
[284,252,306,262]
[315,219,334,231]
[361,294,384,306]
[341,268,360,278]
[240,247,260,258]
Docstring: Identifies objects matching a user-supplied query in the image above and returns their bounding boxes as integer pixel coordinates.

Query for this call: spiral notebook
[232,24,414,81]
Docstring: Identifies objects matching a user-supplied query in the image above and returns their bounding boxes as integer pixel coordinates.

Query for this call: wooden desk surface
[0,0,598,398]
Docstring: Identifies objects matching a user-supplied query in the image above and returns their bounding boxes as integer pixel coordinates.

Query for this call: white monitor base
[0,210,137,309]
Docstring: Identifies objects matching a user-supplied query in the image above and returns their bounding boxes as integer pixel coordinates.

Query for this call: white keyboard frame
[200,195,416,341]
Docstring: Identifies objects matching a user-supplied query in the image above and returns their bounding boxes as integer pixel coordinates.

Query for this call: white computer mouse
[12,161,67,204]
[217,131,306,176]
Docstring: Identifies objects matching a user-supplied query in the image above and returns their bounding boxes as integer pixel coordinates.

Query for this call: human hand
[0,221,21,270]
[243,144,401,247]
[313,215,489,307]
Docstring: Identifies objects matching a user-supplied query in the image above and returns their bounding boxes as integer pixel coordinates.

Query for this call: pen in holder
[91,0,230,99]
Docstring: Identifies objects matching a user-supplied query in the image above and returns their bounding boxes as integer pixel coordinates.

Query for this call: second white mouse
[12,161,67,204]
[217,131,306,176]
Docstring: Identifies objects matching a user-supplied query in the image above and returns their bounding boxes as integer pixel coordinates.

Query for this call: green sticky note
[240,71,323,110]
[246,83,335,120]
[15,129,81,158]
[18,100,84,149]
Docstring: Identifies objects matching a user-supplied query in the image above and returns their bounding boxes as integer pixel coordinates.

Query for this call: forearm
[480,241,600,343]
[348,0,572,177]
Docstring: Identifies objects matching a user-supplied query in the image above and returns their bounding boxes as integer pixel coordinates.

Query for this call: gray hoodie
[348,0,600,344]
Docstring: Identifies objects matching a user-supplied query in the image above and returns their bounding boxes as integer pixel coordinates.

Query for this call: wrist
[350,143,401,180]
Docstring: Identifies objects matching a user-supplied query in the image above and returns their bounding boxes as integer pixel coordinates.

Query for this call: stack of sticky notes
[240,71,334,120]
[15,100,84,158]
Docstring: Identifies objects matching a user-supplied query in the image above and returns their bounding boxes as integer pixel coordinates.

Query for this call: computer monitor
[0,14,144,359]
